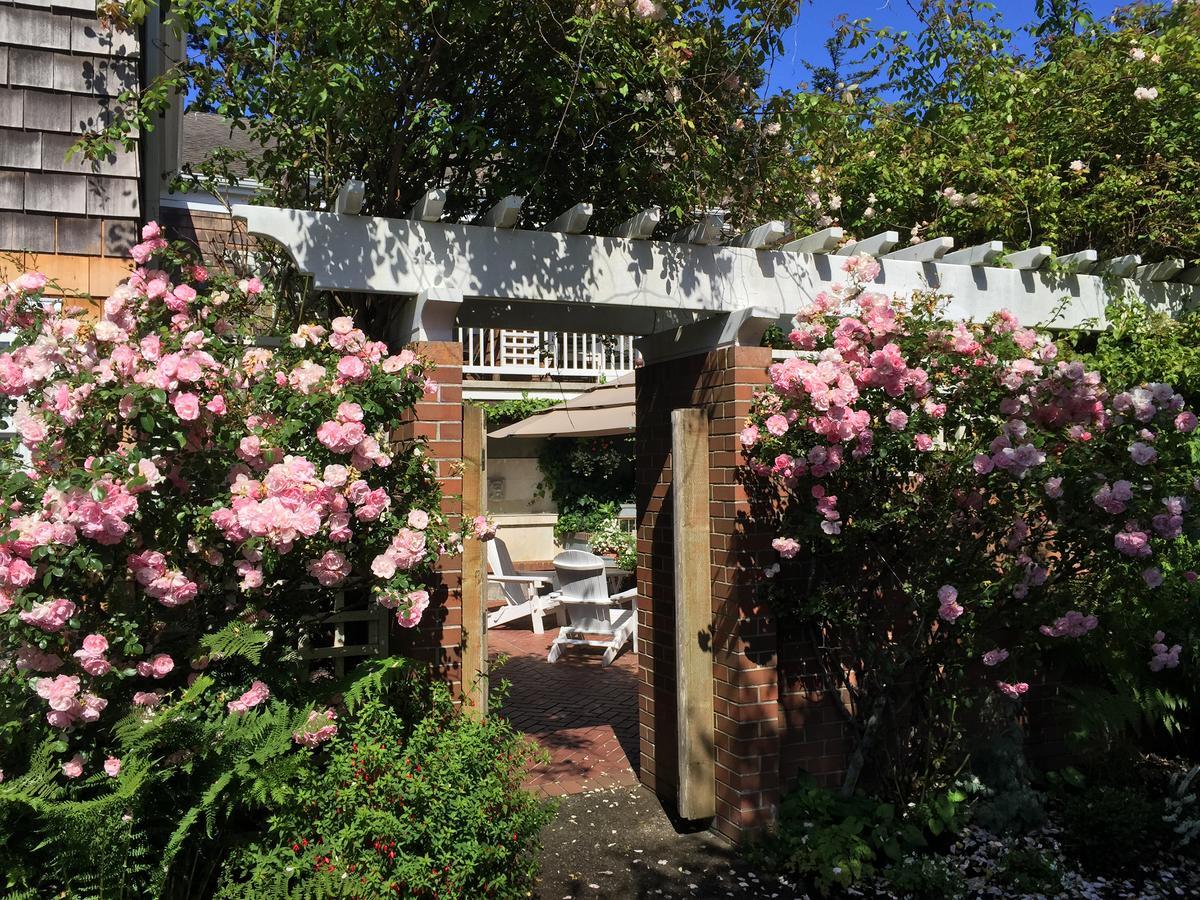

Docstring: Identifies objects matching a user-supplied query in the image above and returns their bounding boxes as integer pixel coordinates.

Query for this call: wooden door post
[461,404,488,716]
[672,407,716,819]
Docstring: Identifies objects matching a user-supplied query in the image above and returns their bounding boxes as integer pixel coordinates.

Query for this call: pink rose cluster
[128,550,199,607]
[1148,631,1182,672]
[227,680,271,714]
[33,674,107,729]
[1039,610,1098,639]
[293,708,338,747]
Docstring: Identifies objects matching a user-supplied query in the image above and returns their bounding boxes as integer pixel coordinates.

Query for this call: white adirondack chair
[546,550,637,666]
[486,536,560,633]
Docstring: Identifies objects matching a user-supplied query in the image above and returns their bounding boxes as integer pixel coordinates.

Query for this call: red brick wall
[636,346,791,840]
[388,340,466,698]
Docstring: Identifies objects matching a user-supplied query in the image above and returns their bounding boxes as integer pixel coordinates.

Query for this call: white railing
[459,328,636,379]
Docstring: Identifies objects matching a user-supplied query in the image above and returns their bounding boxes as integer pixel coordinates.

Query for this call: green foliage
[883,854,967,899]
[766,0,1200,263]
[537,435,634,540]
[470,395,560,428]
[1164,765,1200,850]
[994,847,1067,895]
[751,774,972,895]
[588,517,637,570]
[214,683,554,899]
[1057,785,1169,873]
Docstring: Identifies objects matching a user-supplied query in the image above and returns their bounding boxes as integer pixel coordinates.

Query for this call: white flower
[863,207,875,219]
[1134,86,1159,101]
[633,0,664,20]
[1068,159,1086,174]
[763,121,781,136]
[828,194,842,211]
[1129,47,1147,61]
[635,89,654,105]
[731,117,744,131]
[664,85,681,104]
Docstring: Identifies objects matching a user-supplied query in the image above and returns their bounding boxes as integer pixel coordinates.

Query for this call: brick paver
[489,624,640,798]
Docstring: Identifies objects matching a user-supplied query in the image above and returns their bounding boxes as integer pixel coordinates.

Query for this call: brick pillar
[636,344,782,841]
[390,340,466,698]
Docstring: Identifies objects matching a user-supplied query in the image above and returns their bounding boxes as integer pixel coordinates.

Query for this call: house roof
[179,111,268,180]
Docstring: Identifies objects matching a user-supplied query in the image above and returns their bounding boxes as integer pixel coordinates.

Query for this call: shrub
[214,682,554,899]
[751,774,970,895]
[1058,785,1168,873]
[994,846,1067,895]
[0,230,471,894]
[883,854,967,899]
[536,435,634,540]
[744,255,1200,804]
[588,517,636,570]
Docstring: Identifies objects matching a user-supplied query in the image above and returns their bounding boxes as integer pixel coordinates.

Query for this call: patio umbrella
[487,373,635,439]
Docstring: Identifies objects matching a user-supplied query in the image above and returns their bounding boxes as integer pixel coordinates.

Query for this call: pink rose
[396,590,431,628]
[937,584,964,622]
[407,509,430,530]
[771,537,800,559]
[765,415,789,437]
[997,681,1030,700]
[982,648,1009,667]
[914,433,934,452]
[472,515,496,541]
[739,425,760,448]
[206,394,227,415]
[227,680,270,714]
[1174,412,1197,433]
[62,754,84,779]
[884,409,908,431]
[104,757,121,777]
[336,355,370,383]
[172,392,200,421]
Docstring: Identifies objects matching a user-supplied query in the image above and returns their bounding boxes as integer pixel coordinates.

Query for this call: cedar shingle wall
[0,0,140,273]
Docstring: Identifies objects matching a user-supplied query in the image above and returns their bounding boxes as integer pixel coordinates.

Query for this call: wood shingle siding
[0,0,141,289]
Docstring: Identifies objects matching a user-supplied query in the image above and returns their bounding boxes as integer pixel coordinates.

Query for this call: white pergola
[234,189,1198,361]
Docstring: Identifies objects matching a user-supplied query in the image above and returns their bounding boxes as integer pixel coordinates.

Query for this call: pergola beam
[546,202,593,235]
[1006,246,1053,270]
[837,231,899,257]
[943,241,1003,267]
[671,213,725,246]
[233,205,1199,334]
[729,220,787,250]
[480,195,524,229]
[781,227,844,255]
[1137,259,1185,282]
[613,207,661,240]
[884,236,954,263]
[1055,249,1098,274]
[409,189,446,223]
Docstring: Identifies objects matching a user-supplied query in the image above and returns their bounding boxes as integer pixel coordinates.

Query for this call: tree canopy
[94,0,1200,263]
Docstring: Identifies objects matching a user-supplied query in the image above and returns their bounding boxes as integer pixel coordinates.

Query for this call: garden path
[489,623,640,798]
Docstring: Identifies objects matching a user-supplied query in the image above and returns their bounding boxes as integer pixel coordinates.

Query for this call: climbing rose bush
[744,255,1200,794]
[0,226,451,787]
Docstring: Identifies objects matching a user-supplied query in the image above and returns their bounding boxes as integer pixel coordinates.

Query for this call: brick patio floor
[488,623,640,798]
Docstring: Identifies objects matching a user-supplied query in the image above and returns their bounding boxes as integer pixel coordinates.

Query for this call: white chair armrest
[611,588,637,602]
[488,574,552,586]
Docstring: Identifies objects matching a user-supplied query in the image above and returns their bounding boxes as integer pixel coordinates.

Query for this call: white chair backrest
[552,550,609,602]
[487,536,516,575]
[487,536,526,605]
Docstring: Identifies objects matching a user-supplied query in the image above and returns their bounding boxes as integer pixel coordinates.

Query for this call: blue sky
[761,0,1126,94]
